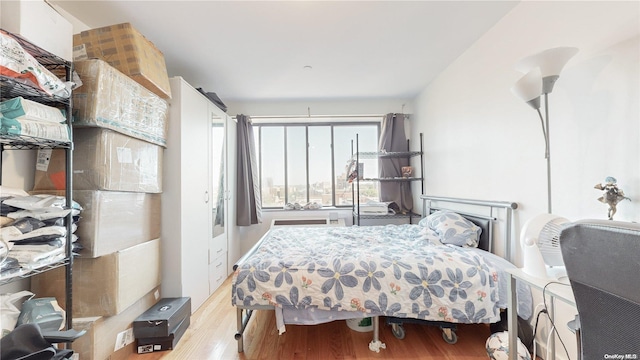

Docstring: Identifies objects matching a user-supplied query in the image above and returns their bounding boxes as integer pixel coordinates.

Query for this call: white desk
[506,268,576,360]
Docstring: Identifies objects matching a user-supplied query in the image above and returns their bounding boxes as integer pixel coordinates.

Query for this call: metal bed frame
[386,195,518,344]
[233,195,518,352]
[422,195,518,263]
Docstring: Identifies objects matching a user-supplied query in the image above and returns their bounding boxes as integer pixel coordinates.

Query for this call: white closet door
[178,82,211,311]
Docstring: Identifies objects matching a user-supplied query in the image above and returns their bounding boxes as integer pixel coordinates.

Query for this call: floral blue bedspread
[232,224,502,324]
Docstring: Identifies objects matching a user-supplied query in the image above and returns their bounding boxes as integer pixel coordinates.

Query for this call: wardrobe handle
[204,191,209,203]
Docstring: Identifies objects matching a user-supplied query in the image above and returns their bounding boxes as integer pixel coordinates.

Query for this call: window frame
[254,120,381,209]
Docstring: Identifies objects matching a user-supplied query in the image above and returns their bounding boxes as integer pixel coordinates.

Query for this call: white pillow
[424,210,481,248]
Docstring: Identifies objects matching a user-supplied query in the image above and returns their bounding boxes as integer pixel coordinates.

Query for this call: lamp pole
[544,93,552,214]
[535,95,552,214]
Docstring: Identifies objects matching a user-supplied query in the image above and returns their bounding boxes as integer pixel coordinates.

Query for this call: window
[254,121,380,208]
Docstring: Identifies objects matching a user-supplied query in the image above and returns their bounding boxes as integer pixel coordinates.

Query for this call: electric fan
[520,214,571,280]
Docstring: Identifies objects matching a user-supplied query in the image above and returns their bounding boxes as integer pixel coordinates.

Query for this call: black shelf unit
[0,29,75,330]
[351,133,424,225]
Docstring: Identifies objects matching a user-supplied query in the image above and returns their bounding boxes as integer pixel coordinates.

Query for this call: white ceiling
[52,0,518,102]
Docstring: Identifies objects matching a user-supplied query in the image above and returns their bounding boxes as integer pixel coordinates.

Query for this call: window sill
[263,206,352,213]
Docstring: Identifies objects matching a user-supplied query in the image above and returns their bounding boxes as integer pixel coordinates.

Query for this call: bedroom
[0,0,638,359]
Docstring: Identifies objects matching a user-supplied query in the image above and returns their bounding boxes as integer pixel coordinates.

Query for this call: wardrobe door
[180,83,212,311]
[162,77,211,313]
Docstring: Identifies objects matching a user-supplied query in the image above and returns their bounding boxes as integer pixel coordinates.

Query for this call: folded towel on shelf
[358,201,393,215]
[0,118,70,143]
[0,97,66,123]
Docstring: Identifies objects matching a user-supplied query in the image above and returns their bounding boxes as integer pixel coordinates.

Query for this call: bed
[232,196,532,352]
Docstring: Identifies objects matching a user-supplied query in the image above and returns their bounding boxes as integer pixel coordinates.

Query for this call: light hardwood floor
[129,276,493,360]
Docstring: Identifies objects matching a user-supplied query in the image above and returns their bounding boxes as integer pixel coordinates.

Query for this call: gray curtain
[378,113,413,213]
[236,115,262,225]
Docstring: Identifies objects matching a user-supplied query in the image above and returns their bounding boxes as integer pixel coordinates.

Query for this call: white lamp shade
[511,68,542,104]
[515,46,579,77]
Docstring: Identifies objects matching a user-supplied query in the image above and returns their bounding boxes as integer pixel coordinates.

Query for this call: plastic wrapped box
[33,128,163,193]
[73,59,168,147]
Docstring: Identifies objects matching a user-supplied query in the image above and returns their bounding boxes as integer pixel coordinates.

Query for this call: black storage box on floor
[133,297,191,339]
[136,315,190,353]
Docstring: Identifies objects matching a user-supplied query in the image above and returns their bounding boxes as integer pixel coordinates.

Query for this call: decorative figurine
[401,166,413,178]
[594,176,631,220]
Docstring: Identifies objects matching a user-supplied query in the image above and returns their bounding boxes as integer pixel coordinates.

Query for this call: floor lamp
[511,47,578,214]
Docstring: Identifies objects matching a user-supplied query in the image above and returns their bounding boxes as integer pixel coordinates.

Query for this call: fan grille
[538,218,567,266]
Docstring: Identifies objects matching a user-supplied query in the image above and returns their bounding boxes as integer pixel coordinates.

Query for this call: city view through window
[254,123,380,208]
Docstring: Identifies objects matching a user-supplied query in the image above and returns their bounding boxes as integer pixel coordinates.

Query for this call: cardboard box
[75,190,161,257]
[33,128,164,193]
[133,297,191,339]
[72,287,161,360]
[136,316,190,354]
[0,0,73,61]
[27,189,159,258]
[73,59,168,147]
[31,239,161,317]
[73,23,171,99]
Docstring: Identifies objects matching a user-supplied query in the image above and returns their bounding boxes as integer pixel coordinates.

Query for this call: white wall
[411,1,639,358]
[48,3,90,33]
[412,0,639,241]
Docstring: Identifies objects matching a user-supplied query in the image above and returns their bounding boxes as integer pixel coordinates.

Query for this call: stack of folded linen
[358,201,392,215]
[0,97,70,144]
[0,188,81,278]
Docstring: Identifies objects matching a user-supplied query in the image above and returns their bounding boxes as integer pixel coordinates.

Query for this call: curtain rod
[234,104,409,120]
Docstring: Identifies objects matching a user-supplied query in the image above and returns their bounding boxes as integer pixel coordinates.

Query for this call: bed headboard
[464,215,491,252]
[421,195,518,262]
